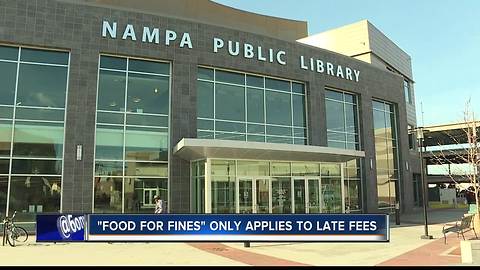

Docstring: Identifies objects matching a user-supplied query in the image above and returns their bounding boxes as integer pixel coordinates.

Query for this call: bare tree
[427,100,479,216]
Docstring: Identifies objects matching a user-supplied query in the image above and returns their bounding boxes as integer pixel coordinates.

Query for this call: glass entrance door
[293,178,306,213]
[293,178,321,213]
[308,179,321,213]
[255,178,270,213]
[272,177,291,213]
[237,178,271,213]
[238,178,253,213]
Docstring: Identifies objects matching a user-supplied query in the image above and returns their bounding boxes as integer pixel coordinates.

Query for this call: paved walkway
[0,208,475,266]
[189,243,309,266]
[377,229,476,266]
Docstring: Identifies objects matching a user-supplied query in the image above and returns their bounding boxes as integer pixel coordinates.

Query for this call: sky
[214,0,480,126]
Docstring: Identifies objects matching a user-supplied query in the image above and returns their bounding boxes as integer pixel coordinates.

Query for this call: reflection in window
[13,122,64,159]
[124,178,168,213]
[11,159,62,175]
[373,100,399,210]
[8,176,61,222]
[125,127,168,161]
[0,121,12,157]
[97,70,126,112]
[16,64,68,108]
[197,67,307,145]
[266,91,291,126]
[0,61,17,105]
[94,55,170,213]
[197,81,214,118]
[95,125,124,160]
[247,88,264,123]
[95,161,123,176]
[0,159,9,174]
[127,73,169,115]
[215,83,245,122]
[20,48,69,65]
[94,177,123,213]
[125,162,168,177]
[0,45,69,222]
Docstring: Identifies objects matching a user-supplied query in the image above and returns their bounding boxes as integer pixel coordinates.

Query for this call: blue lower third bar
[87,214,389,242]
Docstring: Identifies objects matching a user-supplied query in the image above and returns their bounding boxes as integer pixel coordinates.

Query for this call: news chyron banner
[87,214,389,242]
[37,214,389,242]
[36,214,87,242]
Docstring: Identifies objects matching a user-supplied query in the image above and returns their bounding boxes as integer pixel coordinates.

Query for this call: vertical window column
[94,55,170,214]
[0,45,69,222]
[324,89,362,212]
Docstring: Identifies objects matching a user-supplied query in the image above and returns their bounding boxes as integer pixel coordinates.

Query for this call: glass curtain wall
[94,55,170,214]
[0,45,69,222]
[197,67,307,145]
[324,88,362,212]
[373,100,399,210]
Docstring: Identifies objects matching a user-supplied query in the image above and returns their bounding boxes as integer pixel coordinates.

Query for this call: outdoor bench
[442,214,478,244]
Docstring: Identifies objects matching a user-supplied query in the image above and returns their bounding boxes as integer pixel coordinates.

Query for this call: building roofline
[210,0,308,25]
[66,0,308,41]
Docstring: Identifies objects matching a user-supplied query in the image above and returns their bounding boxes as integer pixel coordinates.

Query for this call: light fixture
[133,97,142,103]
[154,88,159,93]
[109,101,117,107]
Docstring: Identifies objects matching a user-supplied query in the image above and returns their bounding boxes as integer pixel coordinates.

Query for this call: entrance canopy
[173,138,364,162]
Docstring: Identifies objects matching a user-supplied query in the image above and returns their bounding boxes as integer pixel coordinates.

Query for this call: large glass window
[373,100,399,210]
[0,45,68,221]
[94,55,170,214]
[197,67,307,145]
[325,89,360,150]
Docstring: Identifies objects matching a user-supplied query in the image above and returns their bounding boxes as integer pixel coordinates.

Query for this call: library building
[0,0,421,224]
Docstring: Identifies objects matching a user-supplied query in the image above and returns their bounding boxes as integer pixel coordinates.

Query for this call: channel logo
[37,214,87,242]
[56,215,86,239]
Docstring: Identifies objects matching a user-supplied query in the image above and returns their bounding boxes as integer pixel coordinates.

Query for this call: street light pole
[417,127,433,240]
